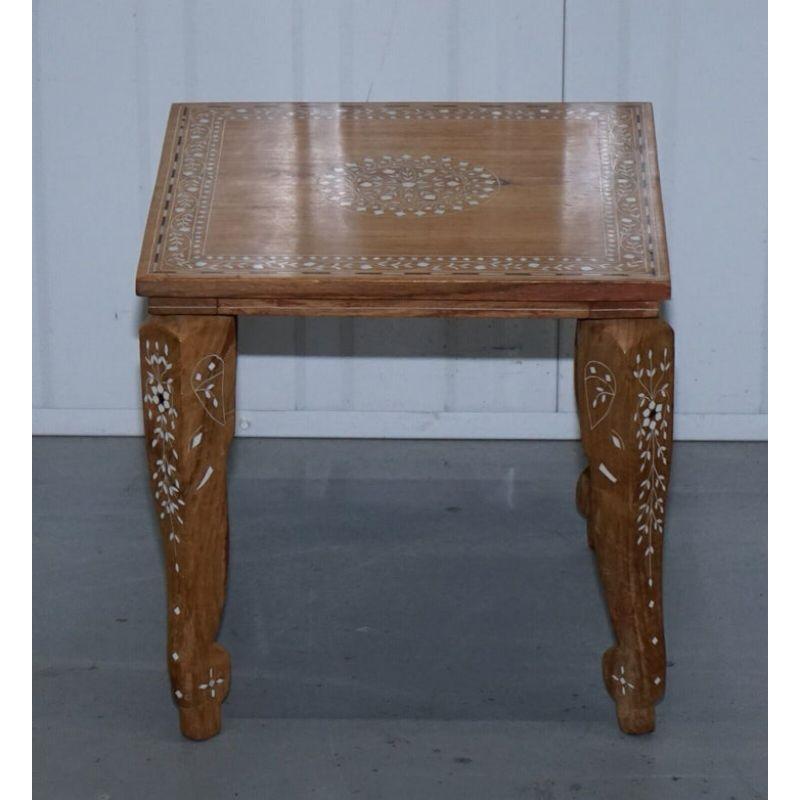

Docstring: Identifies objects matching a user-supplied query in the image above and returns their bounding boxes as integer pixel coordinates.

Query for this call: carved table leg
[139,315,236,740]
[575,318,674,734]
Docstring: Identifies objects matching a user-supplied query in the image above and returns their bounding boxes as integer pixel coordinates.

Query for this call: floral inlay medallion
[317,154,500,218]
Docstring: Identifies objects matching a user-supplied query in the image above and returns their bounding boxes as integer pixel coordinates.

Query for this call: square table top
[136,102,669,318]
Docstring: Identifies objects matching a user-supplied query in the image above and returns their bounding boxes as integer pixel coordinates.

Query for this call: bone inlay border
[149,103,656,276]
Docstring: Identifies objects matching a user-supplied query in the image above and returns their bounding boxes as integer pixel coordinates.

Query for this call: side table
[136,102,673,739]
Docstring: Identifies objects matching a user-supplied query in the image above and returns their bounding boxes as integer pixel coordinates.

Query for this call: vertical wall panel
[559,0,767,418]
[32,3,48,409]
[186,0,295,99]
[34,0,142,412]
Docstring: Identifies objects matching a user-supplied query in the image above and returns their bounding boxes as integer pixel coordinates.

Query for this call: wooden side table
[136,102,673,740]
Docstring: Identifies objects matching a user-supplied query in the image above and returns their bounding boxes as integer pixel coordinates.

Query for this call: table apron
[146,297,660,319]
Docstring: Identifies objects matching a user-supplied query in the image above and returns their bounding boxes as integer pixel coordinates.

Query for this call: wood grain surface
[136,102,669,314]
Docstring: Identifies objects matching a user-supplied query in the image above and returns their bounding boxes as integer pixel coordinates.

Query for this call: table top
[136,102,669,318]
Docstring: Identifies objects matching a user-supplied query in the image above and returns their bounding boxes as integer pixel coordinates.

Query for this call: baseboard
[33,408,768,441]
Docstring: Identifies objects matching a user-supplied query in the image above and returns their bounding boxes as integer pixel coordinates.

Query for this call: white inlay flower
[639,399,663,435]
[146,381,171,413]
[611,666,635,696]
[198,667,225,700]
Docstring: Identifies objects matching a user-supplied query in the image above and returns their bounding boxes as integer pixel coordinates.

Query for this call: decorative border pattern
[148,103,656,277]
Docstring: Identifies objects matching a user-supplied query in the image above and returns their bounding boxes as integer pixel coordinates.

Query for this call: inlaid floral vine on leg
[575,317,674,734]
[140,315,236,740]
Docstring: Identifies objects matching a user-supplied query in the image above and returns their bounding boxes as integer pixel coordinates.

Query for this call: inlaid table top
[136,102,669,318]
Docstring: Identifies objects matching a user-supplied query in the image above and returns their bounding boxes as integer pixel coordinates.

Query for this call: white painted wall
[33,0,767,440]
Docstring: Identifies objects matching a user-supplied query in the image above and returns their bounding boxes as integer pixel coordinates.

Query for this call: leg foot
[140,315,237,740]
[602,647,655,734]
[179,644,231,739]
[180,698,223,741]
[575,318,674,735]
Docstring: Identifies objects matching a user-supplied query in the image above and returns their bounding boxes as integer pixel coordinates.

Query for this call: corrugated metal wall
[33,0,767,439]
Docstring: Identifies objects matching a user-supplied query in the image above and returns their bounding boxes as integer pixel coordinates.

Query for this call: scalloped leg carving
[140,315,236,740]
[575,318,674,734]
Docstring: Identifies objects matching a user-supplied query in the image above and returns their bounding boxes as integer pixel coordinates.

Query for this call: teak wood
[575,318,674,733]
[136,101,674,739]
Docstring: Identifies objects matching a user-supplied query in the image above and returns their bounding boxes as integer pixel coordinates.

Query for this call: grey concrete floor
[33,438,767,800]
